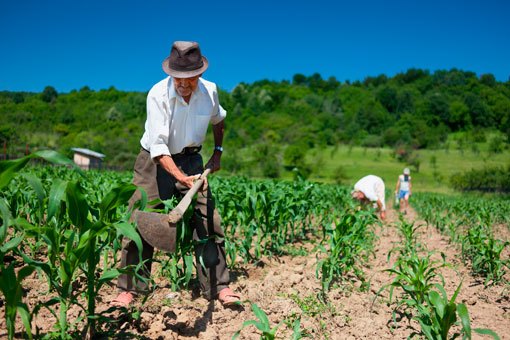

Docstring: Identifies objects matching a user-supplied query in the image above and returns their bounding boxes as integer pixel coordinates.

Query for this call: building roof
[71,147,106,159]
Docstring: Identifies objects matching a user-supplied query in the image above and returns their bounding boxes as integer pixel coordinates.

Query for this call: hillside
[1,68,509,183]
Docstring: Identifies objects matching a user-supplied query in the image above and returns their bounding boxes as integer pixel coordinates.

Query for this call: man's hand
[178,174,208,191]
[157,155,209,190]
[205,151,222,173]
[178,174,199,189]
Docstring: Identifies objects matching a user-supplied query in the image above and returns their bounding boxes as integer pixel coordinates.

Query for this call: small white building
[71,148,106,170]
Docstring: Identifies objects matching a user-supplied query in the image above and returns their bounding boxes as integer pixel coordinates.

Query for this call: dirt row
[1,204,509,339]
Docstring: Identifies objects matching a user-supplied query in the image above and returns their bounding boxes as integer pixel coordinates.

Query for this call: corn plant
[389,216,424,257]
[413,192,509,285]
[211,176,348,265]
[413,192,510,229]
[23,180,142,338]
[378,217,449,320]
[316,209,376,292]
[0,262,35,340]
[381,251,447,315]
[413,283,500,340]
[1,151,143,338]
[0,201,34,340]
[0,150,82,339]
[289,292,337,319]
[232,302,283,340]
[461,224,509,285]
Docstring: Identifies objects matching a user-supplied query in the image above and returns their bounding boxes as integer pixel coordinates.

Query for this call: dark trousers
[117,149,230,299]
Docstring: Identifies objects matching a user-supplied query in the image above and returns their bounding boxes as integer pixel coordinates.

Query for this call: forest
[1,68,509,176]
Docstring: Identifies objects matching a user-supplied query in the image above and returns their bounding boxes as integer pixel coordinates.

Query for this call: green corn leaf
[98,269,121,286]
[21,254,54,285]
[0,150,83,190]
[183,254,194,283]
[17,266,35,283]
[417,320,434,340]
[291,318,302,340]
[48,179,67,221]
[13,217,37,230]
[251,303,270,331]
[75,229,93,250]
[232,319,265,340]
[473,328,500,340]
[33,150,84,176]
[242,319,265,332]
[456,303,471,339]
[22,173,45,210]
[0,199,11,241]
[0,263,16,293]
[450,281,462,304]
[0,157,31,190]
[115,222,143,254]
[429,290,445,318]
[0,236,24,253]
[99,184,137,220]
[66,181,90,228]
[16,304,33,340]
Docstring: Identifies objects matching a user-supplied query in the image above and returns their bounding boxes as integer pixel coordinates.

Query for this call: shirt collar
[168,77,207,100]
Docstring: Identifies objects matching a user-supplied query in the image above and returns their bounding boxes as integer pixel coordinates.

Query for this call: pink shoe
[218,287,241,306]
[111,291,134,307]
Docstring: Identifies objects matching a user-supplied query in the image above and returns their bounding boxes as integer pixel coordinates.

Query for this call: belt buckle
[174,146,201,156]
[187,146,201,154]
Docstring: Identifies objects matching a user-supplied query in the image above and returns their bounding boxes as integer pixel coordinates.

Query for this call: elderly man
[351,175,386,220]
[113,41,240,307]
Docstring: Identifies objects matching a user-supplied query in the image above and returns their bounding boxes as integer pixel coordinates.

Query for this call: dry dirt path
[102,203,510,339]
[404,208,510,339]
[2,203,509,339]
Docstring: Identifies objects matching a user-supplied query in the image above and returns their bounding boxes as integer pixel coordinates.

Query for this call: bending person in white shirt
[351,175,387,220]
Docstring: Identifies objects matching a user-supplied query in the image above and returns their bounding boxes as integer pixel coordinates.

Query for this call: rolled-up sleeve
[146,94,171,159]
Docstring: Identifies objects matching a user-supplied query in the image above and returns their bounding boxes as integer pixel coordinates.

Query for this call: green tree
[41,86,58,103]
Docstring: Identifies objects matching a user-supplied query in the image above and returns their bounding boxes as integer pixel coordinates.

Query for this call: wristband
[214,145,223,152]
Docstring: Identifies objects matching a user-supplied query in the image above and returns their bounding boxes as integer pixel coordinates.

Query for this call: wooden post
[26,143,29,155]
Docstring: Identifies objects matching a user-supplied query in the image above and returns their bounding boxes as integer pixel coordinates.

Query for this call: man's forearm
[212,120,224,147]
[156,155,185,182]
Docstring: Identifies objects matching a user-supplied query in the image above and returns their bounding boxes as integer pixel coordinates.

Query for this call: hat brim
[162,56,209,78]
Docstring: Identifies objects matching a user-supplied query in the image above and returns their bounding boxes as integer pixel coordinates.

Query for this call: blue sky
[1,0,509,93]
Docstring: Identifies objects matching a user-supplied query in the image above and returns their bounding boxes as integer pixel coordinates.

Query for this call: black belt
[172,146,202,156]
[141,146,202,156]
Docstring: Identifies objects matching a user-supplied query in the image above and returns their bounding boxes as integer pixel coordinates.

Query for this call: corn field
[0,152,508,339]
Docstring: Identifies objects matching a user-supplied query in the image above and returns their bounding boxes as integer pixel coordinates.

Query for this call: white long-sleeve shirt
[140,77,226,158]
[354,175,386,211]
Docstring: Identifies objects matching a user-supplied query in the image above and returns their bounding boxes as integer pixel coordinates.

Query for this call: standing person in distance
[112,41,240,307]
[351,175,387,220]
[395,167,412,214]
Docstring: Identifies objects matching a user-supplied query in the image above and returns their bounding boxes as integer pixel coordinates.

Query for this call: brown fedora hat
[162,41,208,78]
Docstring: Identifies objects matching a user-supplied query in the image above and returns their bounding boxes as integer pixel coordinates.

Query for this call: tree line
[1,68,509,172]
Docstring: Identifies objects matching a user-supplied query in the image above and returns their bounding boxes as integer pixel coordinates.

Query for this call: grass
[207,129,509,194]
[306,144,509,194]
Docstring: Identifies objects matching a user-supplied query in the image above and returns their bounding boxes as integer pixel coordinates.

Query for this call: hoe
[134,168,210,252]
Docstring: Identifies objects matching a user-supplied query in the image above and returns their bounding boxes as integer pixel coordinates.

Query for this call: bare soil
[1,204,509,339]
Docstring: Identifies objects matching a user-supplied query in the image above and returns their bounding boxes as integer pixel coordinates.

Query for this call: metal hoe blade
[134,169,210,252]
[134,210,177,252]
